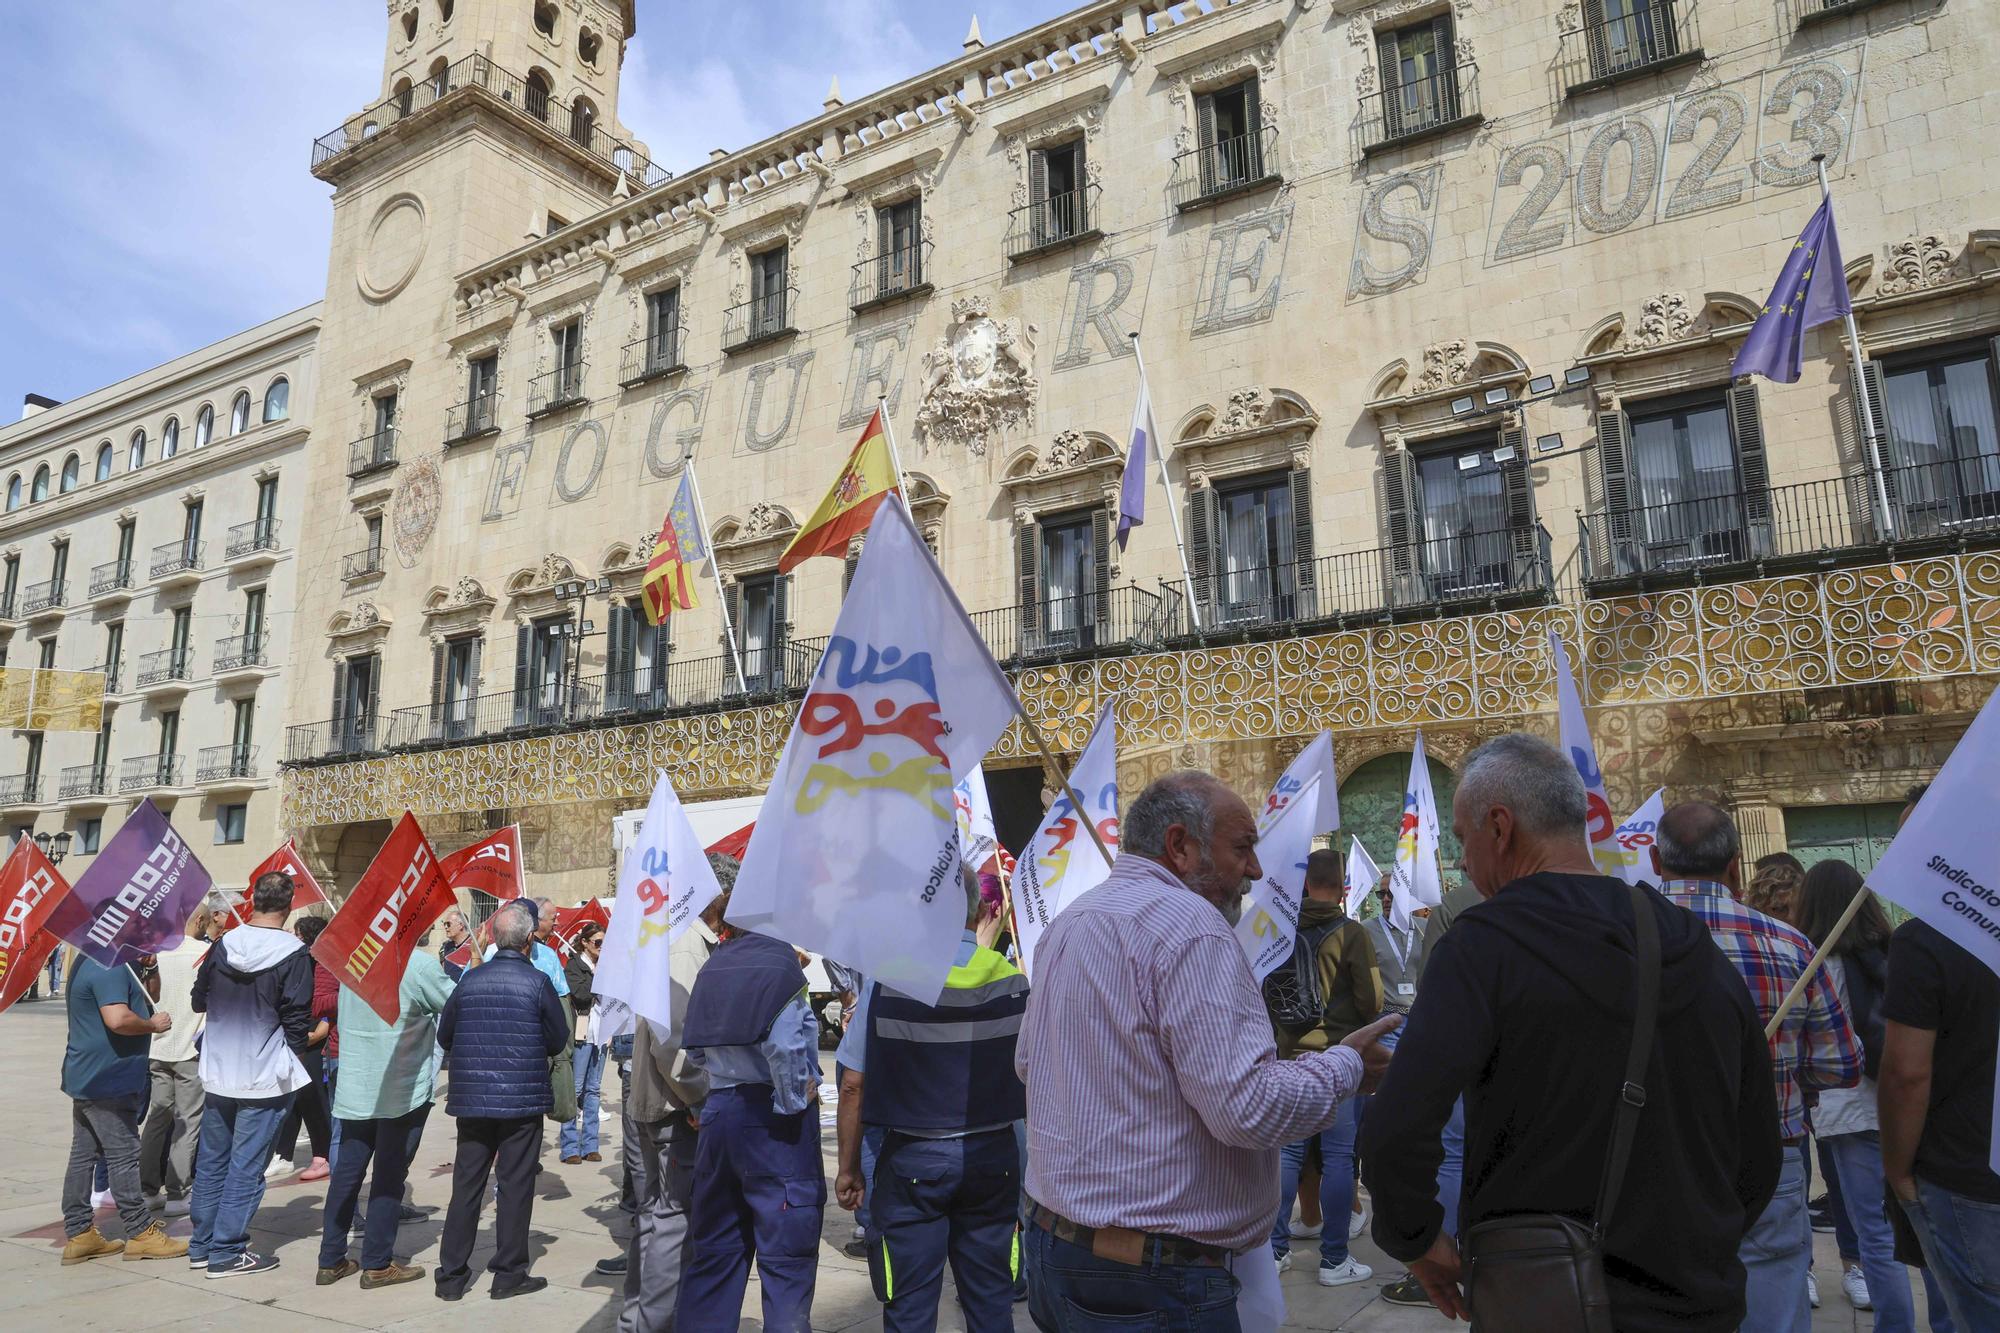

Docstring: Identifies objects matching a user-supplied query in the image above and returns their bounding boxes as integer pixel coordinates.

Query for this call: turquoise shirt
[332,950,455,1120]
[483,939,569,996]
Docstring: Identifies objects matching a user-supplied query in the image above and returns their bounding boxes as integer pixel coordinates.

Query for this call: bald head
[1656,802,1740,880]
[1121,771,1263,915]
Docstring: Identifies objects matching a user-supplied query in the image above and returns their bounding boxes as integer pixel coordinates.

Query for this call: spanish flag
[778,408,900,573]
[642,473,702,624]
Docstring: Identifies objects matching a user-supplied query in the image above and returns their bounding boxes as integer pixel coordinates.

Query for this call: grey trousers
[141,1058,203,1198]
[617,1058,638,1229]
[64,1095,149,1240]
[619,1116,695,1333]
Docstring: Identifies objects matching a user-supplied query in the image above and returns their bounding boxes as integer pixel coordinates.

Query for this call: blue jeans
[1739,1150,1812,1333]
[190,1095,287,1266]
[319,1103,431,1271]
[561,1042,605,1158]
[325,1057,342,1167]
[1816,1137,1861,1261]
[1273,1096,1358,1266]
[1023,1222,1240,1331]
[1823,1132,1916,1333]
[1902,1178,2000,1331]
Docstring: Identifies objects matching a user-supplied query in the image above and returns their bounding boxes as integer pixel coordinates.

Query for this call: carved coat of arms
[914,297,1037,458]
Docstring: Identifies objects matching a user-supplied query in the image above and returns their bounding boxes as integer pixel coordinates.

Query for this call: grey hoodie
[191,925,314,1101]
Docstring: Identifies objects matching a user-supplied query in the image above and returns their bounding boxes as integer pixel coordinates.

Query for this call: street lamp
[33,830,72,865]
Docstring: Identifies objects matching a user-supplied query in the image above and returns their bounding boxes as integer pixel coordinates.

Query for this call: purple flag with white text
[47,800,213,967]
[1730,195,1850,385]
[1117,367,1156,550]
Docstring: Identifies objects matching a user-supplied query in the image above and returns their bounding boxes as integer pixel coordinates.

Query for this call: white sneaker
[1289,1219,1322,1239]
[1842,1264,1871,1310]
[1806,1270,1821,1308]
[1349,1200,1371,1242]
[163,1196,190,1217]
[1318,1257,1373,1287]
[88,1189,112,1211]
[1275,1251,1293,1273]
[263,1158,292,1180]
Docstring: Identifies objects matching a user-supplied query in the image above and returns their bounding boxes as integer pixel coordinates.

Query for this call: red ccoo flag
[437,825,525,901]
[310,812,454,1023]
[0,838,73,1015]
[221,840,328,931]
[548,900,611,960]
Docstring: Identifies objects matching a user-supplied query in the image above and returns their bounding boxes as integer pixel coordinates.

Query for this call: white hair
[1457,734,1588,837]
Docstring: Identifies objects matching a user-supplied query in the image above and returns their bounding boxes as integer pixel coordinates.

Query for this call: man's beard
[1185,848,1249,923]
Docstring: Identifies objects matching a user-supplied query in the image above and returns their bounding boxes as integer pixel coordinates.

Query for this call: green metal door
[1782,803,1903,876]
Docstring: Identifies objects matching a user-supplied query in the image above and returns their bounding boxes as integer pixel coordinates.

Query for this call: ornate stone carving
[1622,293,1703,350]
[1038,429,1091,474]
[1413,340,1475,394]
[1166,42,1283,151]
[740,502,787,539]
[1879,235,1966,296]
[390,454,441,569]
[1216,387,1270,435]
[914,297,1038,457]
[441,576,488,609]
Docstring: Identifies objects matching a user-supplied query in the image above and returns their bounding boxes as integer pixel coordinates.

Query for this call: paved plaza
[0,999,1923,1331]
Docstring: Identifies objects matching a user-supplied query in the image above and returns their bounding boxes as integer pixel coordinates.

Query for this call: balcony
[94,662,122,698]
[196,743,259,789]
[1578,460,2000,590]
[21,579,66,617]
[136,647,195,694]
[89,558,135,603]
[849,243,934,314]
[0,774,42,812]
[965,586,1179,666]
[619,330,688,388]
[286,717,381,764]
[225,518,282,564]
[214,632,270,679]
[444,392,502,445]
[0,593,15,622]
[1557,0,1701,97]
[57,762,110,804]
[527,362,589,418]
[1357,62,1483,157]
[721,290,799,355]
[342,546,385,582]
[151,540,205,588]
[119,753,186,794]
[348,428,397,479]
[1169,124,1282,211]
[1796,0,1903,26]
[1005,185,1103,264]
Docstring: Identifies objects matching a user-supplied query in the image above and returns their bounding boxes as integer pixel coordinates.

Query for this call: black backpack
[1263,921,1339,1038]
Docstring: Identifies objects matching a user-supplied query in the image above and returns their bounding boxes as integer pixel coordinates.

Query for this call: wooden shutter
[1016,521,1040,636]
[329,658,348,737]
[1849,359,1898,537]
[364,654,381,745]
[1288,468,1317,595]
[1376,30,1403,141]
[1499,421,1540,587]
[468,636,484,701]
[1029,146,1050,246]
[429,641,446,728]
[1382,446,1420,603]
[772,575,792,687]
[513,623,532,724]
[1185,486,1218,630]
[1728,383,1775,558]
[722,580,741,667]
[606,602,631,708]
[1583,0,1609,81]
[1195,90,1218,195]
[1596,405,1636,575]
[1432,13,1459,121]
[1090,508,1112,634]
[1073,141,1089,230]
[1245,77,1265,178]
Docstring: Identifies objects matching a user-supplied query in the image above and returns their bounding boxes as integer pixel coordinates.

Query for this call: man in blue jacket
[434,900,567,1301]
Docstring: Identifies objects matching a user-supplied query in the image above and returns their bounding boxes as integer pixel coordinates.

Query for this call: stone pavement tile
[4,1266,241,1331]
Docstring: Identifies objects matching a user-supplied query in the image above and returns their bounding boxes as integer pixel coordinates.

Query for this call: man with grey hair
[1362,735,1783,1329]
[1017,770,1398,1326]
[1652,801,1859,1331]
[484,896,570,1002]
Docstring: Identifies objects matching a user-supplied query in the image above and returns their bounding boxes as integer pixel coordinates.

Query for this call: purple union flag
[47,799,215,966]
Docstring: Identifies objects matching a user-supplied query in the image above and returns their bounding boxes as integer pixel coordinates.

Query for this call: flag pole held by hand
[1762,883,1870,1040]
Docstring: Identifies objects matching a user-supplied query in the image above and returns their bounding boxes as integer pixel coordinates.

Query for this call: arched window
[161,416,180,458]
[401,8,418,43]
[5,476,20,512]
[95,443,113,482]
[194,405,213,448]
[525,69,552,122]
[393,76,415,118]
[59,455,79,493]
[428,57,450,100]
[31,466,49,503]
[578,27,603,67]
[128,430,146,471]
[533,1,558,39]
[230,392,251,434]
[262,378,290,423]
[570,96,596,146]
[438,0,455,22]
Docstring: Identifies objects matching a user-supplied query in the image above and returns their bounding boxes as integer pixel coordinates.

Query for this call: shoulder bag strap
[1592,881,1662,1241]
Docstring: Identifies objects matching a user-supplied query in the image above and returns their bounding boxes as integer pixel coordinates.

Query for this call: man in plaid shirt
[1654,803,1859,1333]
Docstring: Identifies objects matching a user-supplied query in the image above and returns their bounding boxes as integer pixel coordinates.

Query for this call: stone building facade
[276,0,2000,899]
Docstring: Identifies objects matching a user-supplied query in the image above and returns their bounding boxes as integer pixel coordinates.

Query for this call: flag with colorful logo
[732,498,1020,1005]
[643,472,703,624]
[1344,836,1381,921]
[49,800,214,968]
[1731,194,1851,385]
[310,812,454,1023]
[1012,705,1119,978]
[1388,732,1443,913]
[0,837,72,1015]
[1259,730,1341,837]
[596,771,723,1032]
[954,768,1001,874]
[437,825,525,901]
[779,407,900,573]
[1236,776,1320,981]
[1550,632,1622,876]
[1606,789,1667,888]
[1116,364,1159,550]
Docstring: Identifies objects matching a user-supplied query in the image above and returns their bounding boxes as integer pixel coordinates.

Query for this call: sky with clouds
[0,0,1061,412]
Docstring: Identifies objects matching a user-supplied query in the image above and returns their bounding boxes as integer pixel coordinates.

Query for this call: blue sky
[0,0,1056,412]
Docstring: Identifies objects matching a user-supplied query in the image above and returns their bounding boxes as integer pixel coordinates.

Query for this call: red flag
[548,900,611,959]
[310,812,453,1023]
[0,838,73,1015]
[221,840,329,931]
[704,822,754,861]
[437,826,524,901]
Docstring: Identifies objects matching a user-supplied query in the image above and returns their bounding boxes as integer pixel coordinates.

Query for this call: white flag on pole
[1344,836,1382,920]
[730,500,1020,1006]
[1259,730,1341,837]
[1606,788,1667,887]
[1012,705,1119,978]
[1237,776,1321,981]
[1389,731,1443,910]
[954,768,1000,873]
[1550,631,1623,876]
[594,771,721,1034]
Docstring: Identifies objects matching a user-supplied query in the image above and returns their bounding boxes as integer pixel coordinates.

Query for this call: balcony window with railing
[119,753,184,793]
[1009,139,1100,261]
[1172,81,1280,209]
[1558,0,1699,94]
[137,647,195,687]
[1361,15,1480,153]
[197,743,258,783]
[214,632,267,673]
[150,539,204,580]
[21,579,65,615]
[89,559,133,598]
[722,285,798,353]
[342,545,385,580]
[349,427,397,477]
[620,325,687,386]
[225,518,281,559]
[1880,347,2000,540]
[528,354,588,418]
[0,774,41,806]
[58,762,107,801]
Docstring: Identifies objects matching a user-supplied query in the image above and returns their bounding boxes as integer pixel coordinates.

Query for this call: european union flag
[1730,195,1851,384]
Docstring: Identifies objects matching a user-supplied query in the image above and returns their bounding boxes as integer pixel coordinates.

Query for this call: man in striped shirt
[1017,772,1398,1329]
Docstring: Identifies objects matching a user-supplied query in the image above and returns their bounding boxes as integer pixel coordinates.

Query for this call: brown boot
[361,1261,427,1289]
[61,1226,124,1265]
[122,1222,190,1261]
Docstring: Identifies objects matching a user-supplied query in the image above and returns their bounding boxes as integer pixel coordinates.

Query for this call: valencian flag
[0,837,73,1015]
[438,825,525,901]
[1731,194,1850,384]
[311,812,454,1022]
[778,407,899,573]
[643,472,703,624]
[1012,704,1120,979]
[50,801,215,967]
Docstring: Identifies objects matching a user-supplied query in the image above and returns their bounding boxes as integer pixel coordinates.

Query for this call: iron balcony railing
[214,632,267,673]
[1578,459,2000,586]
[285,717,379,763]
[349,428,397,477]
[197,743,258,783]
[343,546,385,580]
[1358,62,1481,153]
[311,53,674,190]
[850,241,933,310]
[1170,123,1281,209]
[120,753,185,793]
[95,661,121,694]
[722,289,798,352]
[151,540,204,579]
[90,559,134,597]
[0,774,41,806]
[1557,0,1697,93]
[225,518,281,559]
[21,579,65,614]
[619,329,687,386]
[137,647,195,688]
[966,586,1175,665]
[445,391,502,444]
[527,361,589,417]
[58,763,108,801]
[1005,184,1103,262]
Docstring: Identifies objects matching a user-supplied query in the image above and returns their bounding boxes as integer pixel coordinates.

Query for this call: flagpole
[683,456,747,694]
[1762,882,1870,1040]
[1814,153,1895,542]
[877,395,913,516]
[1017,707,1116,870]
[1128,333,1203,633]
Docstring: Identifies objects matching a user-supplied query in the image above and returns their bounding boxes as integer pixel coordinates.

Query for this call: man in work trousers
[835,867,1028,1331]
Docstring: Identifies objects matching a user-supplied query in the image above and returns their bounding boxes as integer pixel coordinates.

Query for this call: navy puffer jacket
[438,948,567,1119]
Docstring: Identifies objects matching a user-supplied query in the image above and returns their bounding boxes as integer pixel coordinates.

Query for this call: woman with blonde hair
[1746,851,1805,920]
